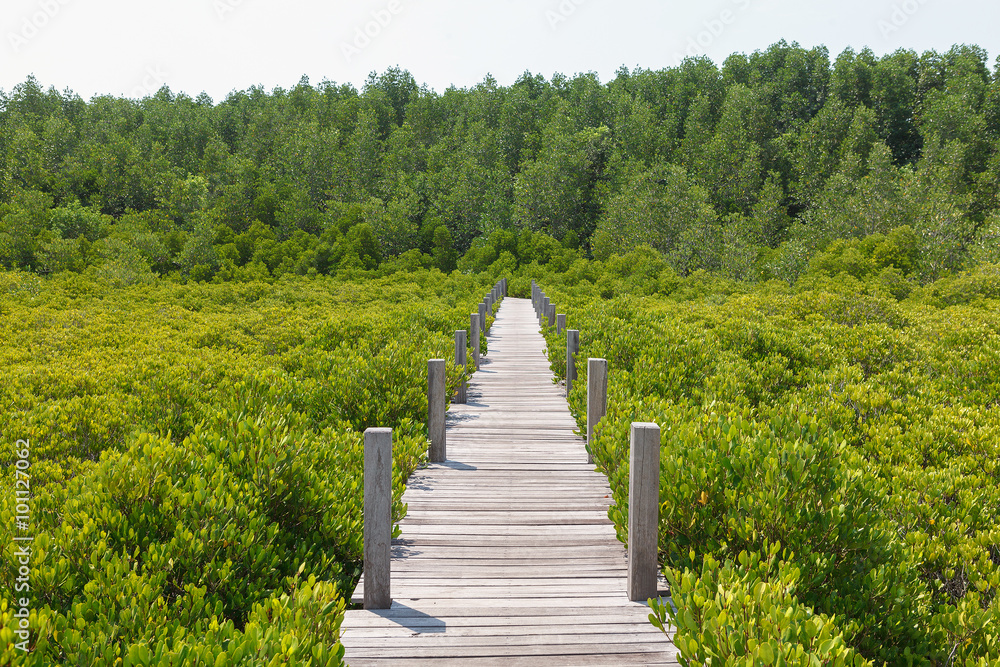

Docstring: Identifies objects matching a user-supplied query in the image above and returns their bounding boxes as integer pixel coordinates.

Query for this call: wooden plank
[345,642,677,658]
[342,297,677,665]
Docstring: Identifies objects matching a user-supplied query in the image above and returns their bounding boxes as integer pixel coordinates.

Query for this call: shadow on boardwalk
[340,297,679,666]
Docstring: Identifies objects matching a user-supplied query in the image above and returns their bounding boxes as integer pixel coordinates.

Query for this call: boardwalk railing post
[628,422,661,602]
[540,297,549,326]
[586,358,608,465]
[479,302,487,333]
[455,330,467,404]
[364,427,392,610]
[471,313,480,370]
[428,359,446,463]
[546,303,556,328]
[557,314,566,335]
[566,330,579,396]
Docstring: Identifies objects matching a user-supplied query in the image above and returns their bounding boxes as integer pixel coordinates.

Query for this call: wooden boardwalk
[341,297,679,666]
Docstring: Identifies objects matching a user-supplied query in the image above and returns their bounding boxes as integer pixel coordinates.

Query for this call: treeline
[1,41,999,283]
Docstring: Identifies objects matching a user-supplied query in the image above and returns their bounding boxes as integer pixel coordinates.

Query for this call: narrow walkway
[340,298,679,666]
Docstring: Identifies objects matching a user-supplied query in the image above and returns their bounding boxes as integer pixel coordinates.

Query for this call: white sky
[2,0,998,101]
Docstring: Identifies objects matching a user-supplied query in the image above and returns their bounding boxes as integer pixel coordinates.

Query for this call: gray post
[546,303,556,328]
[628,422,661,602]
[557,314,566,335]
[471,313,480,370]
[566,330,579,396]
[428,360,446,463]
[479,302,487,332]
[540,297,549,325]
[454,330,467,404]
[587,358,608,466]
[364,427,392,609]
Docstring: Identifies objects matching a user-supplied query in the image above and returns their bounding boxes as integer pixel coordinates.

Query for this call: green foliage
[650,545,870,666]
[0,269,498,665]
[3,41,998,281]
[535,265,1000,664]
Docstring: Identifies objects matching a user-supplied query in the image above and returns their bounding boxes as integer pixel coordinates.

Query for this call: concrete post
[587,358,608,465]
[363,427,392,609]
[428,359,446,463]
[566,330,579,396]
[628,422,661,602]
[471,313,480,370]
[455,330,467,404]
[557,314,566,335]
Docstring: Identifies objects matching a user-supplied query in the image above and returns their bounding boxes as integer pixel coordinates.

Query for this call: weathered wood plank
[341,297,677,665]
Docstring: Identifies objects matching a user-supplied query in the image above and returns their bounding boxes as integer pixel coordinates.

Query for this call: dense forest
[2,41,999,285]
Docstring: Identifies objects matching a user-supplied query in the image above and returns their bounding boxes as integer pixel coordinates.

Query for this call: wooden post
[540,297,549,326]
[428,360,446,463]
[471,313,480,370]
[566,330,579,396]
[364,427,392,609]
[587,358,608,465]
[628,422,661,602]
[546,304,556,328]
[557,314,566,335]
[455,330,467,404]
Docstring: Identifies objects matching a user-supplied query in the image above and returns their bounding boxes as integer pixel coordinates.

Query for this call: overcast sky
[3,0,998,101]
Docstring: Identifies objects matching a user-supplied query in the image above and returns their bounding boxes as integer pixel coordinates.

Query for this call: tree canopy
[1,43,998,283]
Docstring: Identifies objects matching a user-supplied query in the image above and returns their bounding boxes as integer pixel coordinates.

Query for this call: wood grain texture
[342,297,678,665]
[586,358,608,466]
[363,428,392,610]
[628,422,661,602]
[428,359,446,463]
[454,330,467,404]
